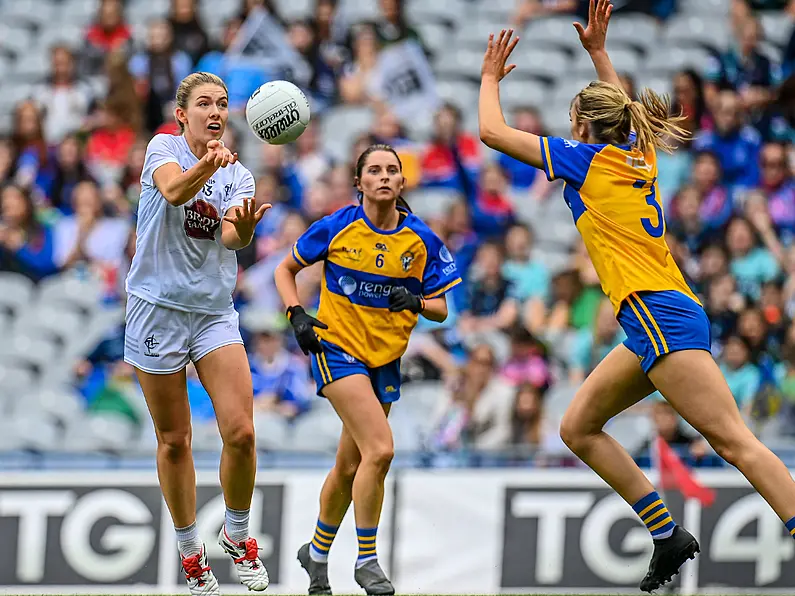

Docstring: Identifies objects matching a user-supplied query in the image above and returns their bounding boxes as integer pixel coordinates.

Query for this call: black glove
[286,305,328,355]
[388,287,425,314]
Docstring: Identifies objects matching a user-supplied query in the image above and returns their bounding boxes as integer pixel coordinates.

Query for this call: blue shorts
[618,290,711,373]
[310,339,402,403]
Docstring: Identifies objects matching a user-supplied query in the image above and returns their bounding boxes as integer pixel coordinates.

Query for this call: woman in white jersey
[125,72,271,596]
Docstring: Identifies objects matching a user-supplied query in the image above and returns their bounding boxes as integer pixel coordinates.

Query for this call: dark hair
[354,143,412,212]
[1,183,40,235]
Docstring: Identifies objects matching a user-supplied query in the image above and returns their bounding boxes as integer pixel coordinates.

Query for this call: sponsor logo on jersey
[342,351,356,364]
[374,242,389,252]
[400,250,415,272]
[339,246,362,261]
[143,334,160,357]
[439,245,454,263]
[384,385,397,393]
[564,139,580,148]
[338,276,358,296]
[184,199,221,240]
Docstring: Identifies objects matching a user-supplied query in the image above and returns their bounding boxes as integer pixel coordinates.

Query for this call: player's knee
[336,458,360,482]
[158,429,192,462]
[362,442,394,474]
[223,421,256,453]
[703,426,756,468]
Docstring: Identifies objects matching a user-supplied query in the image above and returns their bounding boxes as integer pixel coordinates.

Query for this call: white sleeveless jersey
[126,134,255,314]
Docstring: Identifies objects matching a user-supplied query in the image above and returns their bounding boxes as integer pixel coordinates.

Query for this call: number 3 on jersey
[634,177,663,238]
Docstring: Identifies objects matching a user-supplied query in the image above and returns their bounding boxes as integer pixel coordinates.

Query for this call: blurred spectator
[705,273,744,349]
[501,326,551,388]
[509,382,553,450]
[639,400,709,460]
[0,139,15,186]
[694,90,762,191]
[239,0,284,24]
[497,106,554,198]
[122,138,147,205]
[53,180,131,274]
[245,314,311,419]
[428,343,515,451]
[288,19,339,112]
[339,23,380,104]
[471,163,516,239]
[375,0,424,48]
[261,144,304,208]
[85,53,142,186]
[421,103,481,197]
[168,0,211,66]
[619,72,636,101]
[502,223,549,302]
[753,142,795,243]
[738,306,780,382]
[34,46,93,144]
[326,164,357,212]
[445,200,478,280]
[0,184,57,281]
[196,17,272,112]
[568,298,625,384]
[705,16,779,115]
[81,0,133,77]
[726,217,780,300]
[674,69,709,137]
[689,152,733,230]
[292,120,332,189]
[129,20,193,132]
[668,185,712,256]
[720,334,762,413]
[512,0,578,28]
[459,242,519,334]
[11,101,56,198]
[51,135,95,215]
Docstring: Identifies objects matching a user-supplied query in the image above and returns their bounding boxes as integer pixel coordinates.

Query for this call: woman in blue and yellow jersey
[274,144,460,596]
[480,1,795,592]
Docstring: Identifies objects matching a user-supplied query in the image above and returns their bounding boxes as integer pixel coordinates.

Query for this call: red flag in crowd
[655,436,716,507]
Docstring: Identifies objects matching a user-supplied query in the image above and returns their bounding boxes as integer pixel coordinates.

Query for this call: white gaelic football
[245,81,310,145]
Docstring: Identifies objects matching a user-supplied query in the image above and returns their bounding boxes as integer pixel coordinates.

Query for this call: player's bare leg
[323,374,395,595]
[652,349,795,523]
[559,344,698,592]
[197,344,269,591]
[137,368,219,595]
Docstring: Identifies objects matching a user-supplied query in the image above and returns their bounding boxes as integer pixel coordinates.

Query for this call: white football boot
[218,527,270,591]
[181,546,221,596]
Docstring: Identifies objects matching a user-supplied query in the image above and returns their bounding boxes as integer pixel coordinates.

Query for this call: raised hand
[223,197,271,246]
[481,29,520,82]
[204,139,238,169]
[574,0,613,54]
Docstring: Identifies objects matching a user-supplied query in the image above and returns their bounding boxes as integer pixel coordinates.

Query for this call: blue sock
[786,516,795,539]
[633,491,676,540]
[309,519,338,563]
[356,527,377,568]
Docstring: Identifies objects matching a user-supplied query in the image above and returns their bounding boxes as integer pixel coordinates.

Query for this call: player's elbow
[161,187,185,206]
[479,124,499,149]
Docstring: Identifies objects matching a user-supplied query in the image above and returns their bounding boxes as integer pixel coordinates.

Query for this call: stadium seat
[604,14,661,52]
[13,413,63,451]
[24,386,85,427]
[551,77,595,106]
[36,25,86,52]
[1,0,57,28]
[0,365,37,393]
[433,78,479,112]
[0,335,60,371]
[678,0,731,16]
[414,22,451,56]
[9,53,51,84]
[406,0,468,27]
[125,0,171,26]
[0,25,32,58]
[254,411,291,451]
[570,46,640,77]
[455,18,514,49]
[474,0,517,21]
[199,0,239,23]
[339,0,381,23]
[523,16,585,52]
[37,272,103,311]
[288,404,342,452]
[635,75,674,98]
[58,0,100,26]
[760,12,792,48]
[272,0,314,21]
[0,273,35,316]
[407,187,462,220]
[515,47,570,81]
[433,47,484,80]
[645,44,715,76]
[496,78,549,110]
[14,306,85,348]
[662,15,731,52]
[319,105,375,164]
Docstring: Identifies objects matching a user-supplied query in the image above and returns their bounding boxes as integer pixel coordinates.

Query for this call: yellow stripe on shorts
[315,354,328,384]
[320,353,333,382]
[627,297,660,357]
[632,292,669,353]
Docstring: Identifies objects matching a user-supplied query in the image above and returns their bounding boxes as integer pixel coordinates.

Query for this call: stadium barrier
[0,469,793,594]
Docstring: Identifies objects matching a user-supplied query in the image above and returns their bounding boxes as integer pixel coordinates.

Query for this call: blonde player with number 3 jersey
[479,1,795,592]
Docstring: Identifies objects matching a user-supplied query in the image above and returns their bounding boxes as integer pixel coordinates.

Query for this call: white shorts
[123,294,243,374]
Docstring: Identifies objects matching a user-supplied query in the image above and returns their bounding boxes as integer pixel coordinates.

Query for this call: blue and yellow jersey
[539,137,700,313]
[292,205,462,368]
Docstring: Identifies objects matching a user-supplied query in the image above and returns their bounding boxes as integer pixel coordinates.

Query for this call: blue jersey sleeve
[292,216,336,267]
[420,232,463,299]
[540,137,601,189]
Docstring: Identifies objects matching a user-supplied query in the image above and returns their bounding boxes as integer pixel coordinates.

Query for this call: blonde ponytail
[574,81,690,156]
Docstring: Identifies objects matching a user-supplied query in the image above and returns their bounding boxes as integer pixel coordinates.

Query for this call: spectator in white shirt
[35,45,93,144]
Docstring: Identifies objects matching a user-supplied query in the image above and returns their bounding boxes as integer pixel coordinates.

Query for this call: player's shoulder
[228,159,254,182]
[404,212,444,248]
[147,133,181,150]
[313,203,362,233]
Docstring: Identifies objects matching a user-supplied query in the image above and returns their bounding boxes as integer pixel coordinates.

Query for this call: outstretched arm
[479,29,544,169]
[574,0,623,92]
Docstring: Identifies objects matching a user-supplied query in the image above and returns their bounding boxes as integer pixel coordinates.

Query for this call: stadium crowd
[4,0,795,465]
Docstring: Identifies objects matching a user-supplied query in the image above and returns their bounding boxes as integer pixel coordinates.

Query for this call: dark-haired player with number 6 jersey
[274,144,461,595]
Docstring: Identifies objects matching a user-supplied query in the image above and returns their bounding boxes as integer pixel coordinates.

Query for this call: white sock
[176,521,202,557]
[225,506,250,544]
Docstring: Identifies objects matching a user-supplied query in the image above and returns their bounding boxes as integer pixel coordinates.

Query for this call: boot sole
[640,539,700,592]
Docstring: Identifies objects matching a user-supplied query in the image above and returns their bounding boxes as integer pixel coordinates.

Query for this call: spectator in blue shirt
[246,314,312,419]
[693,90,762,191]
[719,334,762,414]
[0,184,57,281]
[705,17,779,115]
[497,107,552,198]
[502,223,549,302]
[727,216,781,300]
[460,241,519,335]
